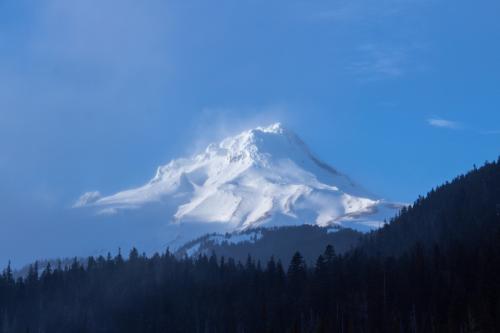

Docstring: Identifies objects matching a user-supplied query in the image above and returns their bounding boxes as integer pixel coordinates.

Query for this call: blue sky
[1,0,499,264]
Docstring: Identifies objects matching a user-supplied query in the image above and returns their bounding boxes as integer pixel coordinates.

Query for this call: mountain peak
[75,123,402,238]
[255,122,285,134]
[216,122,308,162]
[219,122,289,149]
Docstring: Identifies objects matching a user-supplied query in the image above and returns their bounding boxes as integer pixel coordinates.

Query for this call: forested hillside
[175,225,363,265]
[363,158,500,256]
[1,158,499,332]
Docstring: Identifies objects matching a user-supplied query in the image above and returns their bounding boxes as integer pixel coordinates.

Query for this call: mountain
[175,225,363,265]
[174,157,500,265]
[75,123,402,248]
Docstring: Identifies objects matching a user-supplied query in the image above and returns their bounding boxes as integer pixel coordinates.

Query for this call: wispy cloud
[426,117,500,135]
[427,118,461,129]
[350,43,408,81]
[299,0,430,82]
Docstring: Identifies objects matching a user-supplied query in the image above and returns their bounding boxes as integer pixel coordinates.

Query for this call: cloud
[299,0,430,82]
[426,118,500,135]
[427,118,461,129]
[350,44,408,81]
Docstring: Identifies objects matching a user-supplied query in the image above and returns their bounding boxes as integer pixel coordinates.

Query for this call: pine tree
[129,248,139,261]
[287,252,306,282]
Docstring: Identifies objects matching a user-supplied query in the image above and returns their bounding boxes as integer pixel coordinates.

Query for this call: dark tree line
[0,158,499,333]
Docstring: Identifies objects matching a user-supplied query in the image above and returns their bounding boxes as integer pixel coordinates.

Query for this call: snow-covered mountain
[75,123,402,244]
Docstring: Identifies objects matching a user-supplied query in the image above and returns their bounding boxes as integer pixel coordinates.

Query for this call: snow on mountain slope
[75,123,402,234]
